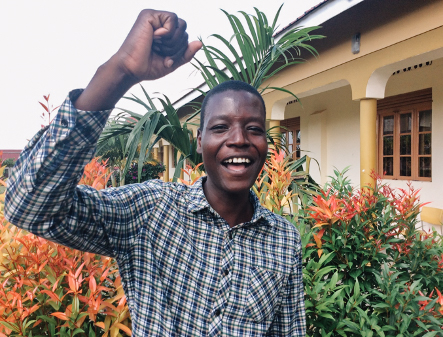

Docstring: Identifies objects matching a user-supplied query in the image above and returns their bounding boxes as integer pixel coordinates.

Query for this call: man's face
[197,90,268,197]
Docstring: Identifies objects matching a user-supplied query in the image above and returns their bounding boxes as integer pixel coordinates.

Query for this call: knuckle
[139,9,154,17]
[178,18,187,30]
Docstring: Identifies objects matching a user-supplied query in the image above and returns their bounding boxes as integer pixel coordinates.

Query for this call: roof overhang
[275,0,365,38]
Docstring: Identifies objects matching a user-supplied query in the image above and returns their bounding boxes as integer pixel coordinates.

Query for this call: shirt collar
[186,177,274,227]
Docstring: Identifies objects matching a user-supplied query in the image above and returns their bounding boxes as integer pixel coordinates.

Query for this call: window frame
[377,88,432,182]
[280,117,301,160]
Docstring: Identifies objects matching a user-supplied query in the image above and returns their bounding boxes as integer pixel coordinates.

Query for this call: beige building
[266,0,443,208]
[164,0,443,222]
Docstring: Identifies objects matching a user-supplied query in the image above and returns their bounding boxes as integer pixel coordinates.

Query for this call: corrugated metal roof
[275,0,331,37]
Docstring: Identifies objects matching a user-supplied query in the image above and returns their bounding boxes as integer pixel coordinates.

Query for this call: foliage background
[0,159,131,337]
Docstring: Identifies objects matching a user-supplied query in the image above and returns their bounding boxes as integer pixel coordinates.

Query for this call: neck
[202,180,254,228]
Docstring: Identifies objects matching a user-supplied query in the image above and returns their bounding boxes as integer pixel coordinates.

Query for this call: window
[281,117,301,160]
[378,88,432,181]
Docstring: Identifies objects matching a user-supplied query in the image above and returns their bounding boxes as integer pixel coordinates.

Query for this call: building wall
[284,57,443,209]
[285,85,360,186]
[0,149,22,161]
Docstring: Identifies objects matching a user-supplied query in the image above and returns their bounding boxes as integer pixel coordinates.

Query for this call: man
[5,9,305,336]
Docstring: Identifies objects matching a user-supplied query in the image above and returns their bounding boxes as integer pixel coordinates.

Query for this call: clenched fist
[116,9,202,82]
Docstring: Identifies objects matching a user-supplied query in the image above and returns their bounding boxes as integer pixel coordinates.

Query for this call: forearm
[74,55,138,111]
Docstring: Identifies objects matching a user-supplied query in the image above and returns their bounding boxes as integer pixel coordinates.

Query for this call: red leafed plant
[39,94,59,128]
[0,158,131,336]
[177,162,206,186]
[299,168,443,335]
[78,157,111,190]
[253,149,297,215]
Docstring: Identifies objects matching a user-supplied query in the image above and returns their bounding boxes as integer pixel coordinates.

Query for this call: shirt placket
[208,219,236,337]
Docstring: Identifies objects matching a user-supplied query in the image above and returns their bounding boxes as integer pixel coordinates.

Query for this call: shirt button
[214,309,221,317]
[223,269,229,276]
[228,232,233,240]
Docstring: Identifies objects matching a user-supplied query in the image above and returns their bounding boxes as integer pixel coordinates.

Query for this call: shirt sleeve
[4,90,163,258]
[267,239,306,336]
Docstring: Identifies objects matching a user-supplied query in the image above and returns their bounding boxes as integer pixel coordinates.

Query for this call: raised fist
[114,9,202,82]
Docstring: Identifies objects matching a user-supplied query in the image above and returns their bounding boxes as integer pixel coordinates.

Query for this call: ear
[196,128,202,154]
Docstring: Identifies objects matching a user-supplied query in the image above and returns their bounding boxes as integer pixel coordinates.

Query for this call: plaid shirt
[5,91,306,336]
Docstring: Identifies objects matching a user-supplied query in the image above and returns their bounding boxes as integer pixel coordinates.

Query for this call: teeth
[224,158,251,164]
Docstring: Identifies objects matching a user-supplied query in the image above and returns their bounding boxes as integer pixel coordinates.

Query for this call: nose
[225,126,250,147]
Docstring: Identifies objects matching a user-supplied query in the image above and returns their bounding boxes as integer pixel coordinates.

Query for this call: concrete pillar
[153,147,159,161]
[359,99,377,188]
[163,145,170,182]
[180,159,184,180]
[269,119,281,133]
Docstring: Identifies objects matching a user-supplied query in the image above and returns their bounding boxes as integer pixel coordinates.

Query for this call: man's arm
[267,241,306,336]
[4,9,201,256]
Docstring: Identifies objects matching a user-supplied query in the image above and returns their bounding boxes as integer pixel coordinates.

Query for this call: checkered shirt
[5,91,306,336]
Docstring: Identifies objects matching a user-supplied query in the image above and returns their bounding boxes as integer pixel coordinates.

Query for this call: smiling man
[5,9,305,337]
[197,82,269,227]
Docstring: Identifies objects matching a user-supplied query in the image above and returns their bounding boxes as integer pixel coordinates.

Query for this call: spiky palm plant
[195,5,323,95]
[98,5,323,182]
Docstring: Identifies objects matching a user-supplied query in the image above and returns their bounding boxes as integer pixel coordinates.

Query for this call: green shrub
[290,169,443,336]
[109,161,165,186]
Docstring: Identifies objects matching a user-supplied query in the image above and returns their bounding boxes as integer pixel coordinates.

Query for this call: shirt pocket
[245,266,286,323]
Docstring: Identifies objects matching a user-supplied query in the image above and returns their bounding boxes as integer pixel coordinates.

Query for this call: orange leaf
[51,312,69,321]
[33,319,42,328]
[115,323,132,335]
[41,290,61,302]
[317,249,323,258]
[75,262,86,279]
[95,322,106,329]
[68,273,77,292]
[39,102,49,112]
[89,276,97,293]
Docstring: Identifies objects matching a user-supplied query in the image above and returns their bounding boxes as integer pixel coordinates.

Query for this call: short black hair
[199,80,266,130]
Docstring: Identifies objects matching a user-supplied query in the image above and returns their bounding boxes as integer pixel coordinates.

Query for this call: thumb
[183,40,203,63]
[166,40,202,69]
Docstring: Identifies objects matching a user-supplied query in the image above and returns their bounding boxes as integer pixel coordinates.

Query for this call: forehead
[204,90,265,123]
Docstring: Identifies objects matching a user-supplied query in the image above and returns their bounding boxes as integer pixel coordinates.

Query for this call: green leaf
[72,328,85,337]
[318,312,335,320]
[0,321,20,333]
[88,326,97,337]
[37,315,57,326]
[421,332,439,337]
[138,113,160,182]
[372,302,390,308]
[354,278,361,298]
[341,319,360,333]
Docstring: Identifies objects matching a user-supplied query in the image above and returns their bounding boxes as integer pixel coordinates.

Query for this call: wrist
[74,56,139,111]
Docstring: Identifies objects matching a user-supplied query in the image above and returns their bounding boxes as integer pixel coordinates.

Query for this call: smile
[221,157,254,173]
[222,157,251,164]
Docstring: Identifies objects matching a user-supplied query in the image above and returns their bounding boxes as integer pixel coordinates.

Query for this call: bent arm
[4,8,200,257]
[4,93,163,257]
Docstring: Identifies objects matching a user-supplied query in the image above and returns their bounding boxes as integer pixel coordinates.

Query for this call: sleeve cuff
[49,89,113,147]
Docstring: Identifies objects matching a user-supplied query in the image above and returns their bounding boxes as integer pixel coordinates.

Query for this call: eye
[209,124,229,132]
[247,126,265,134]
